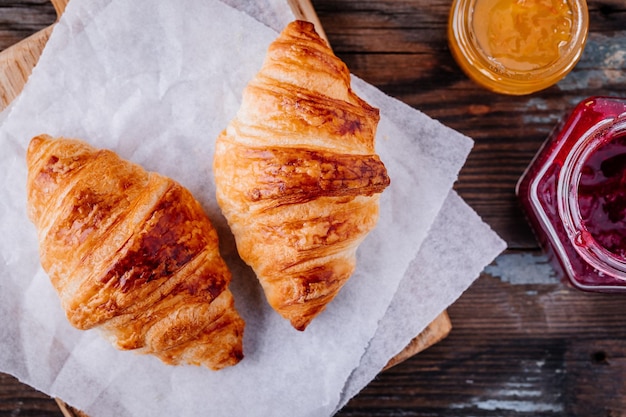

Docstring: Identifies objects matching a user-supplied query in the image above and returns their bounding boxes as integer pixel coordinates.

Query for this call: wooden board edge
[0,0,66,111]
[55,398,90,417]
[0,26,53,111]
[384,311,453,370]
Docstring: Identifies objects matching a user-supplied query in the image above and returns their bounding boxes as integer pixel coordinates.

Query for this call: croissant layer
[214,21,390,330]
[27,134,244,370]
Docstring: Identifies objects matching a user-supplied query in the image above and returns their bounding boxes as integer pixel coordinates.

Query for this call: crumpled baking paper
[0,0,506,416]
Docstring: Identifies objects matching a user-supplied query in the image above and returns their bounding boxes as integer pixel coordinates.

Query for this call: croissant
[213,21,390,331]
[26,135,244,370]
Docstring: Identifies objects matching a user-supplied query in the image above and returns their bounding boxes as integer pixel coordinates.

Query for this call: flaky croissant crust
[27,134,244,370]
[214,21,390,330]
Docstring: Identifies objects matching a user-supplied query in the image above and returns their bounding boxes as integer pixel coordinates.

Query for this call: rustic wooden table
[1,0,625,416]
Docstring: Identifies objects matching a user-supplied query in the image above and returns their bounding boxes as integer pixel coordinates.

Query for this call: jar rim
[448,0,589,95]
[558,114,626,279]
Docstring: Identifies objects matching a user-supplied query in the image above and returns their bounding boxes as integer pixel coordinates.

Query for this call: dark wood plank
[0,0,56,51]
[0,373,62,417]
[338,251,626,416]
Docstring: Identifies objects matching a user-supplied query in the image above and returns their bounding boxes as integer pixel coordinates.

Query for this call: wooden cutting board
[0,1,451,415]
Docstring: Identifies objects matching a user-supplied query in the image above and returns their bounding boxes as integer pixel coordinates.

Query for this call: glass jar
[448,0,589,95]
[517,97,626,291]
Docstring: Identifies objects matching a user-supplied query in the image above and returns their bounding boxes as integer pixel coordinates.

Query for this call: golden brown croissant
[213,21,390,331]
[26,134,244,370]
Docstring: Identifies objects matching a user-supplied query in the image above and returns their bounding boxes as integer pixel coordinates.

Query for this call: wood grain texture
[0,0,64,110]
[1,0,626,416]
[338,262,626,416]
[0,0,56,49]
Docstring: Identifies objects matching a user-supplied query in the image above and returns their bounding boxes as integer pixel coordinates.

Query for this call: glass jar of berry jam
[517,97,626,291]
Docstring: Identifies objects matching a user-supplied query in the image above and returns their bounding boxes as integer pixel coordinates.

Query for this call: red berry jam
[517,97,626,291]
[578,133,626,260]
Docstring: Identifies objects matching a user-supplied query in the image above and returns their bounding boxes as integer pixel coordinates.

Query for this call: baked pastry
[26,135,244,370]
[213,21,390,330]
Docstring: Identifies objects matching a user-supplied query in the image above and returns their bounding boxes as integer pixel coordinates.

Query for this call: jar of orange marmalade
[448,0,589,95]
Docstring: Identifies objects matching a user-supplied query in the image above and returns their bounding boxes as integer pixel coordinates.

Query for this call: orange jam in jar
[448,0,588,95]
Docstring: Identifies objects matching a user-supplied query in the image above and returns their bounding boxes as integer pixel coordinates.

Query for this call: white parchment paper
[337,190,507,410]
[0,0,505,416]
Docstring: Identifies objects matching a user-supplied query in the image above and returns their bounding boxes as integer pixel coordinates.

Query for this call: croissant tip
[27,133,52,153]
[290,318,311,332]
[286,20,327,47]
[204,352,244,371]
[291,20,314,31]
[30,133,52,142]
